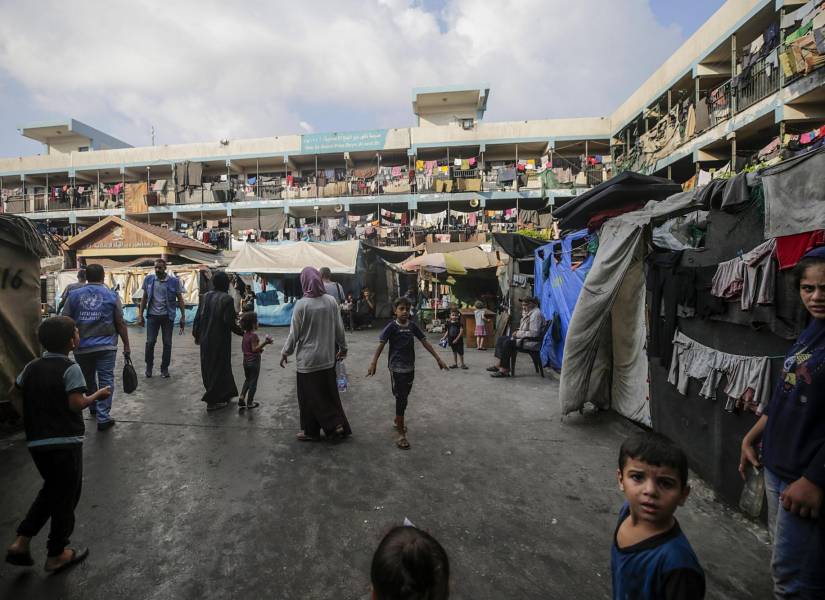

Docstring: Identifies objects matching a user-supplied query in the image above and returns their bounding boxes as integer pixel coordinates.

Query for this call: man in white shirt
[487,297,545,378]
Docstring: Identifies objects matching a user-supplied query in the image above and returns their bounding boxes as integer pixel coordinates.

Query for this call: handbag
[122,353,138,394]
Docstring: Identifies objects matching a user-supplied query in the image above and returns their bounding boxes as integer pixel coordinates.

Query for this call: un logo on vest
[81,291,104,311]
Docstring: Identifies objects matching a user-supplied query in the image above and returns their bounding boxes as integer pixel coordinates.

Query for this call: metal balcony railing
[708,80,732,127]
[737,55,780,111]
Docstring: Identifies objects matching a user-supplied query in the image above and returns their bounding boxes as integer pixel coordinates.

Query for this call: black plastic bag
[122,353,138,394]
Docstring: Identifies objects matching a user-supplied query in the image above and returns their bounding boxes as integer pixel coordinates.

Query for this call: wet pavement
[0,325,772,599]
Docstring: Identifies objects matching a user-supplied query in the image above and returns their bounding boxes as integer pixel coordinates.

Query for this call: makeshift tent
[55,265,205,324]
[226,240,360,275]
[553,171,682,231]
[534,230,594,370]
[0,215,58,421]
[560,190,703,425]
[762,145,825,237]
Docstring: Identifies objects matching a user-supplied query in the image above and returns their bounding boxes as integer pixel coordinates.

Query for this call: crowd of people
[5,250,825,598]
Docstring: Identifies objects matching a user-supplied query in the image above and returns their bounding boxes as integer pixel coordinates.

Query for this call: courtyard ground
[0,325,772,599]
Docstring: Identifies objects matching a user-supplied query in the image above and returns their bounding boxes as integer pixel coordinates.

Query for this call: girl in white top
[473,300,488,350]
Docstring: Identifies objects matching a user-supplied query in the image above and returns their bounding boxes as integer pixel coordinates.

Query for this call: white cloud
[0,0,684,149]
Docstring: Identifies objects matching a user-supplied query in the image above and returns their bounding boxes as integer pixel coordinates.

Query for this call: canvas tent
[226,240,360,275]
[559,190,703,425]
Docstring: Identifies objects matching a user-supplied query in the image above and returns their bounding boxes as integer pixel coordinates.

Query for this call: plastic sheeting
[227,240,360,275]
[534,230,594,370]
[762,146,825,237]
[56,267,203,307]
[560,190,702,425]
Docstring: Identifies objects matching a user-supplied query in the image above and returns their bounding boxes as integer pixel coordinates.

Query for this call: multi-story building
[1,0,823,242]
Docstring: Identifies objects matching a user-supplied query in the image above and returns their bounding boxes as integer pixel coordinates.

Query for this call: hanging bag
[122,353,138,394]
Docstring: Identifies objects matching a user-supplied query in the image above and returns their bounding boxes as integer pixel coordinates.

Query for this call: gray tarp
[762,147,825,237]
[560,191,702,425]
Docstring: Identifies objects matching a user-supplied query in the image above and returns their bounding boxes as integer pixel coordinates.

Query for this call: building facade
[0,0,823,242]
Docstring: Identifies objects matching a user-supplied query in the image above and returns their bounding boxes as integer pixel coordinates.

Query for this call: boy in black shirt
[5,316,111,573]
[367,297,447,450]
[441,309,466,369]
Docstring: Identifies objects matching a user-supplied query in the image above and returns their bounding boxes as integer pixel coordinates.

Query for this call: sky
[0,0,725,157]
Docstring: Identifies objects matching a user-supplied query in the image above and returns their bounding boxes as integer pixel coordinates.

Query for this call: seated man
[487,297,544,378]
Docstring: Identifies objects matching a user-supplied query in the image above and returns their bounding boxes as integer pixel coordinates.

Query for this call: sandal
[490,371,509,378]
[245,401,260,410]
[449,364,458,369]
[396,436,411,450]
[486,366,499,372]
[45,547,89,573]
[460,365,468,370]
[296,432,317,441]
[5,550,34,567]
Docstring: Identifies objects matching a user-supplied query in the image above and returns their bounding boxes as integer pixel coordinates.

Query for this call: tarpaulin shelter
[762,145,825,237]
[226,240,360,275]
[54,265,206,325]
[226,241,362,325]
[0,215,58,421]
[560,190,703,425]
[534,230,594,371]
[553,172,682,231]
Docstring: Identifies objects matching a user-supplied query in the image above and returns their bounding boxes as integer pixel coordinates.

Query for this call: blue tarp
[250,278,295,326]
[534,230,594,370]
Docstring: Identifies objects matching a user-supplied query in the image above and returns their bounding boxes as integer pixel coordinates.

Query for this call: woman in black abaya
[193,271,244,411]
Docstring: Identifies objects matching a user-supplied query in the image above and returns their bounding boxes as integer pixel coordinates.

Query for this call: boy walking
[612,431,705,600]
[367,297,447,450]
[5,316,111,573]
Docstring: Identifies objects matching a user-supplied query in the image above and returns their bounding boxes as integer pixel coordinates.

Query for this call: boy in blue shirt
[367,297,447,450]
[5,316,110,573]
[612,431,705,600]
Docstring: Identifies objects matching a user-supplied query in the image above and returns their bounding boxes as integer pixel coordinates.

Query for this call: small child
[367,297,447,450]
[612,431,706,600]
[473,300,488,350]
[239,312,273,411]
[441,309,466,369]
[370,525,450,600]
[341,292,355,332]
[5,316,111,573]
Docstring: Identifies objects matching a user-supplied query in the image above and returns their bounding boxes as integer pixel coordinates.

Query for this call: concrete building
[1,0,823,239]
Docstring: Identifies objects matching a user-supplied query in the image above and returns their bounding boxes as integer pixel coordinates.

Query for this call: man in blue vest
[62,263,131,431]
[136,258,186,378]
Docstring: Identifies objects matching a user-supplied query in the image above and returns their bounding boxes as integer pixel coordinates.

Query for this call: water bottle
[739,464,765,518]
[336,360,348,393]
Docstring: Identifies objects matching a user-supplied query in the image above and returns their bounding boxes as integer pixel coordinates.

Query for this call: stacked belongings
[780,2,825,79]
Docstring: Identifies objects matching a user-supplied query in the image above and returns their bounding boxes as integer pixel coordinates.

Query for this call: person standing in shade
[280,267,351,441]
[137,258,186,378]
[61,263,130,431]
[57,269,86,314]
[739,248,825,598]
[320,267,345,304]
[192,271,244,412]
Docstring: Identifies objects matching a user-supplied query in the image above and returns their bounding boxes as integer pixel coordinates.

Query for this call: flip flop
[246,402,260,410]
[396,436,411,450]
[449,365,458,369]
[460,365,468,370]
[45,547,89,573]
[486,366,499,372]
[5,550,34,567]
[490,371,509,378]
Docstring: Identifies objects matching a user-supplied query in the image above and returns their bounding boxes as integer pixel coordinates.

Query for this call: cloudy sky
[0,0,724,156]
